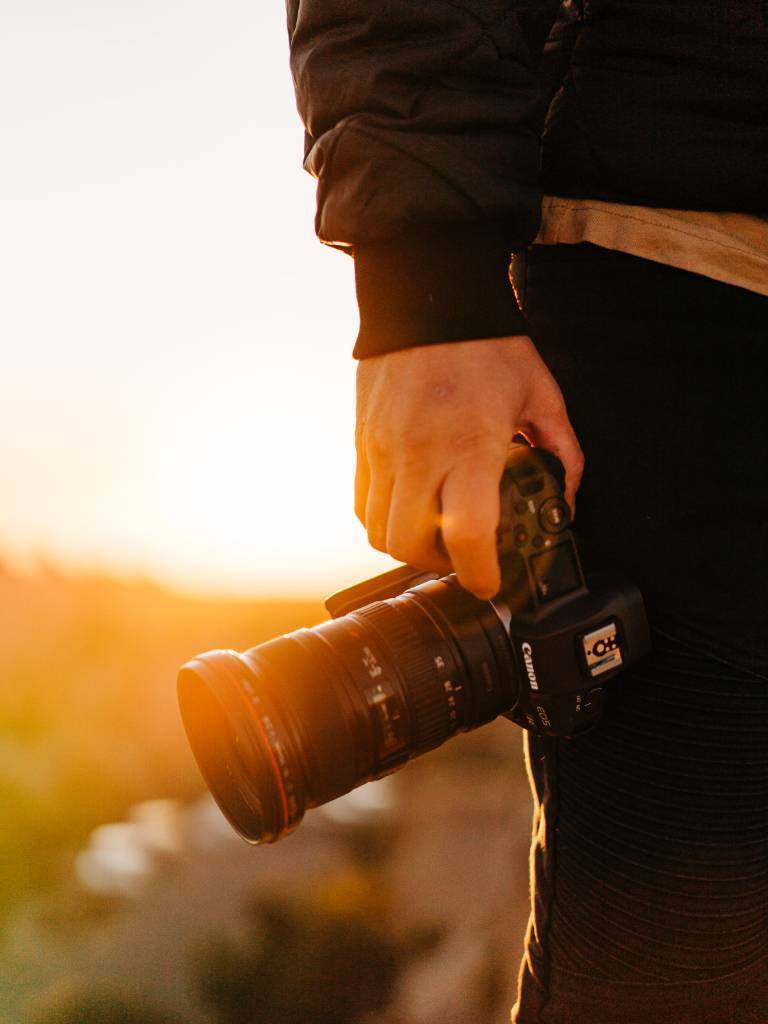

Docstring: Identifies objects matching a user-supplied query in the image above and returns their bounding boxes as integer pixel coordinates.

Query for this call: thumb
[523,410,585,517]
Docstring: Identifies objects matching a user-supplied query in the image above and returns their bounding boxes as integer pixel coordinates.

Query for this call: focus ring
[353,601,450,754]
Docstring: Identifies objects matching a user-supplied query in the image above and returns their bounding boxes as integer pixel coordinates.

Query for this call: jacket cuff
[352,225,529,359]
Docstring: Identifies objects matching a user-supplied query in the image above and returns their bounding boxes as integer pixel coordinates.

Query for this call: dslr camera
[178,445,650,845]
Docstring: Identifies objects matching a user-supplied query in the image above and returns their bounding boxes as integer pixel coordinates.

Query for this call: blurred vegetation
[0,562,323,928]
[194,875,436,1024]
[27,983,182,1024]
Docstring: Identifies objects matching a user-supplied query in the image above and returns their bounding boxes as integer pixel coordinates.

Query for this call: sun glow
[0,1,395,597]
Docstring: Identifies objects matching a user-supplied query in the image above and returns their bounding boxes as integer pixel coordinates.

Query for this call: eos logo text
[521,642,539,691]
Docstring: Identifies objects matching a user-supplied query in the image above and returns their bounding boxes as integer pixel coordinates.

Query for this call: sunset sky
[2,1,396,595]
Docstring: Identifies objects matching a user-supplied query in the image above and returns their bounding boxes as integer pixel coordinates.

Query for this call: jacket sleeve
[286,0,560,358]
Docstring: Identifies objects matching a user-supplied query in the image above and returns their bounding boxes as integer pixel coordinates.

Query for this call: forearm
[286,0,558,355]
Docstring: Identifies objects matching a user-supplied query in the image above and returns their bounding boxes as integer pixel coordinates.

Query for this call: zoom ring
[353,602,451,754]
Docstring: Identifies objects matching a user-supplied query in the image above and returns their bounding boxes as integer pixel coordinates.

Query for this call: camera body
[326,446,649,739]
[178,445,650,844]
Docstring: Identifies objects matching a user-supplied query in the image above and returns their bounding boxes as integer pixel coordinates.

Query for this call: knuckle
[364,425,392,463]
[388,544,419,566]
[445,520,498,560]
[566,450,582,476]
[443,519,485,551]
[386,527,428,567]
[448,502,497,534]
[354,477,368,524]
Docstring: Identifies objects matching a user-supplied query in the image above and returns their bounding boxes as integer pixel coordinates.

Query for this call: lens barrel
[177,576,517,844]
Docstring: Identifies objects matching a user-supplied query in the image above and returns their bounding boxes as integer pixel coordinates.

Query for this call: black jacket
[286,1,768,357]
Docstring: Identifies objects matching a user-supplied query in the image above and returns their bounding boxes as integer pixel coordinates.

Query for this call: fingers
[364,466,393,552]
[524,400,585,518]
[439,451,506,599]
[356,424,394,552]
[385,473,452,573]
[360,448,452,570]
[354,443,370,525]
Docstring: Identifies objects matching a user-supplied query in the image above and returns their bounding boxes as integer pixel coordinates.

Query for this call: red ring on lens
[246,702,290,831]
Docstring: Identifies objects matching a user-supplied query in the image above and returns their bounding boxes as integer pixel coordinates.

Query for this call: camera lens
[178,576,517,844]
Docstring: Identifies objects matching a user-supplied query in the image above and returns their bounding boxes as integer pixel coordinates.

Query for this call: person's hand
[355,336,584,599]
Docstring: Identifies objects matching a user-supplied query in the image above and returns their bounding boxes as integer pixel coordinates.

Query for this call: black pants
[513,244,768,1023]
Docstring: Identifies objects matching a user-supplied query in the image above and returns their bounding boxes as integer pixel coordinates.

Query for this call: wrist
[353,225,529,359]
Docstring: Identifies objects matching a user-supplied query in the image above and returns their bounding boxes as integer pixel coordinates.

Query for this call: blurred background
[1,3,532,1022]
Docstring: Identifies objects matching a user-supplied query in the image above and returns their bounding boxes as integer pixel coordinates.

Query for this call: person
[285,2,768,1021]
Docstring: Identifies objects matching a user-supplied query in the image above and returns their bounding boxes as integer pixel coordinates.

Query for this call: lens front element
[177,577,516,845]
[178,651,305,844]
